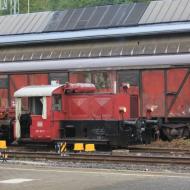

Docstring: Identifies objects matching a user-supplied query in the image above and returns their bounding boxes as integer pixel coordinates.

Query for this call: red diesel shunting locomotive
[12,83,157,147]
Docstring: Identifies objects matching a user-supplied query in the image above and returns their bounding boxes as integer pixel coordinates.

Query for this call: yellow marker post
[0,140,7,149]
[0,140,7,162]
[74,143,84,151]
[85,144,96,152]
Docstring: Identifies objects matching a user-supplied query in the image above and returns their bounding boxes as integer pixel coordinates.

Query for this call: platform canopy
[14,85,63,97]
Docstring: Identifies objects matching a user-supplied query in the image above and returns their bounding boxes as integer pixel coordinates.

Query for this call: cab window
[53,94,62,111]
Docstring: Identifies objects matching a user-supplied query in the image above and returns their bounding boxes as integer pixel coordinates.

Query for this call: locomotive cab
[14,85,64,142]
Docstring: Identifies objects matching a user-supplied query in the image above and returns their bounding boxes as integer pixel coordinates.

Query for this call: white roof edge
[14,85,63,97]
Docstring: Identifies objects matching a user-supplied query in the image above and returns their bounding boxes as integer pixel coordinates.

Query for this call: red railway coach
[0,54,190,145]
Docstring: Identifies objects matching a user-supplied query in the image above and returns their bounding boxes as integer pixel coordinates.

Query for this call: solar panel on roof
[45,11,67,32]
[74,7,95,29]
[58,9,75,31]
[123,3,148,26]
[65,8,84,30]
[86,6,108,28]
[114,4,133,26]
[119,4,136,25]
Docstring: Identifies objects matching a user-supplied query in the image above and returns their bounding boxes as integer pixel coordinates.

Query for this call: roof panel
[139,1,157,24]
[65,8,84,30]
[156,0,172,23]
[86,6,108,28]
[30,12,46,33]
[145,1,164,23]
[0,16,12,34]
[95,5,118,27]
[19,13,38,33]
[180,0,190,20]
[123,3,148,26]
[117,4,134,25]
[0,15,14,34]
[165,0,182,22]
[171,0,189,21]
[110,4,132,26]
[31,12,53,32]
[1,15,18,34]
[10,14,32,34]
[57,9,75,31]
[44,11,68,32]
[75,7,94,29]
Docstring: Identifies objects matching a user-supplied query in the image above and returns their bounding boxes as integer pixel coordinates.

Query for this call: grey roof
[1,54,190,73]
[0,12,53,35]
[139,0,190,24]
[0,22,190,46]
[0,0,190,44]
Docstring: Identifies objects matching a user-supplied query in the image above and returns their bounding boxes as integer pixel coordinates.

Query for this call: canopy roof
[14,85,63,97]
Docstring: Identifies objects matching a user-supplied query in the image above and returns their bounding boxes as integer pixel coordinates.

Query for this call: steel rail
[3,151,190,166]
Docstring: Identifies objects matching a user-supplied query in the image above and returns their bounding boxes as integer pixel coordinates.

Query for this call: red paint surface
[0,89,8,107]
[142,70,165,117]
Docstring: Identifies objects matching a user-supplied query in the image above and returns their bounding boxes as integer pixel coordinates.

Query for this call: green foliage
[0,0,151,15]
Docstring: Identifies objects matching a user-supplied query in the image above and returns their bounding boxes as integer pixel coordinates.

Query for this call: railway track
[2,150,190,166]
[128,146,190,155]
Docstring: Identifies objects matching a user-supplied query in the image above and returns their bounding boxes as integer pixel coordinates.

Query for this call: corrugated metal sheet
[156,0,172,23]
[0,12,53,35]
[140,0,190,24]
[164,0,181,22]
[171,0,188,21]
[180,0,190,21]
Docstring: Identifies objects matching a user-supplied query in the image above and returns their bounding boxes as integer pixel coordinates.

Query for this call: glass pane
[117,70,139,87]
[49,73,68,84]
[0,75,8,89]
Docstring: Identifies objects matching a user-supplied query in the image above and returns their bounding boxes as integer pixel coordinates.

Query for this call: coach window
[0,75,8,107]
[117,70,139,89]
[0,75,8,89]
[53,94,62,111]
[49,73,68,84]
[70,71,112,91]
